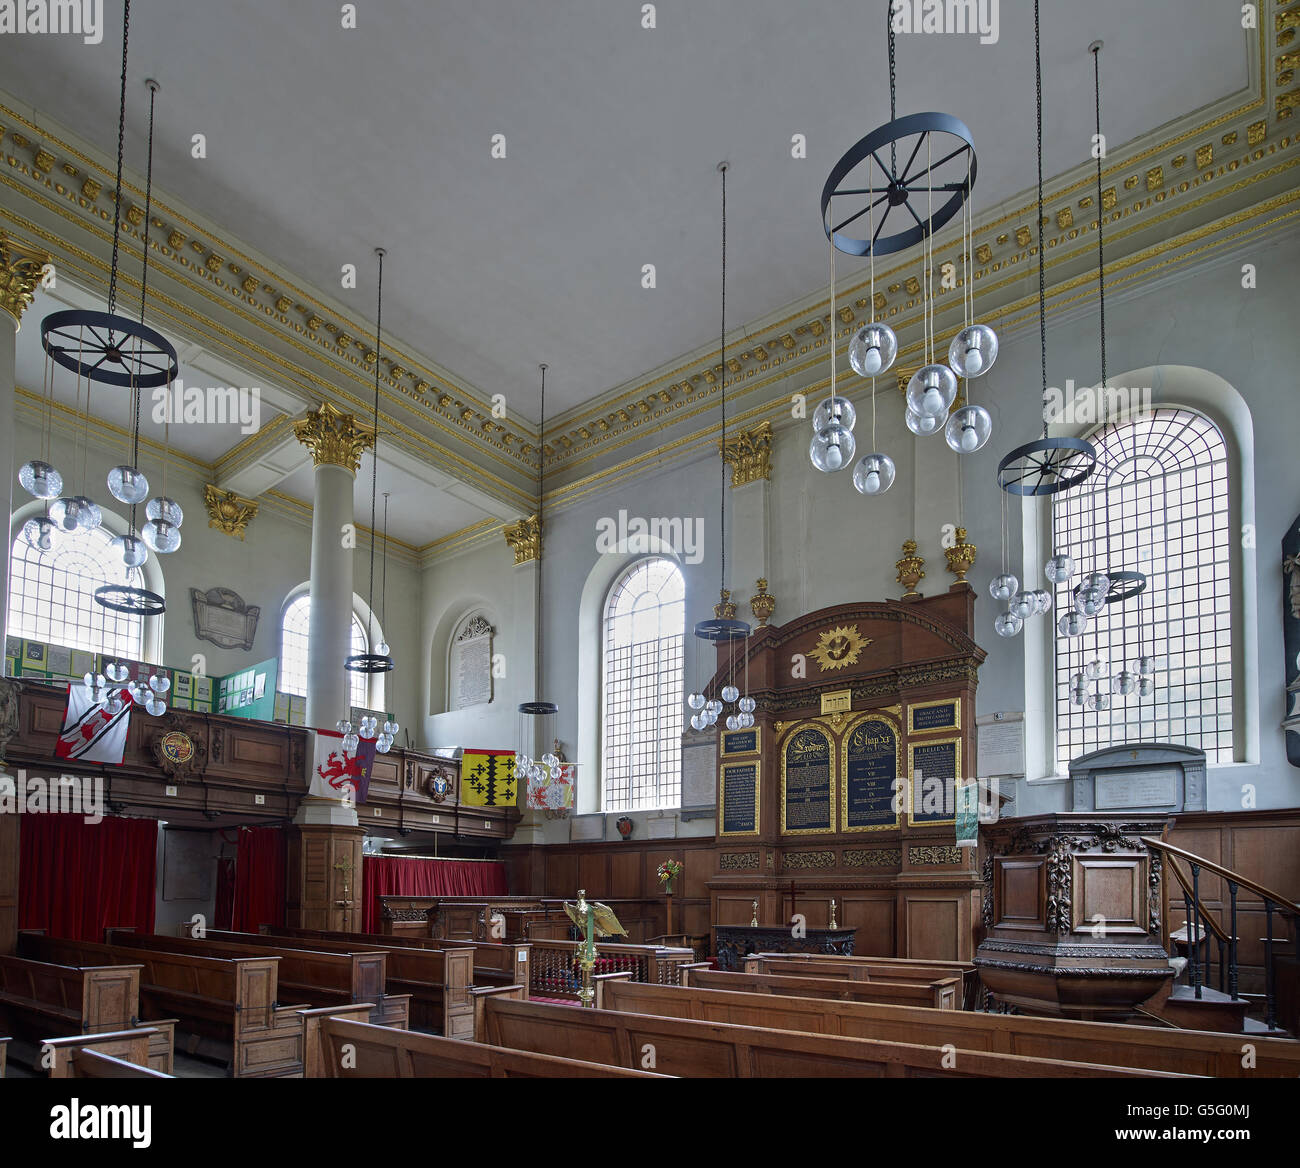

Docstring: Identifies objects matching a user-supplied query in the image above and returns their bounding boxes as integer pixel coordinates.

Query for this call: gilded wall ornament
[204,484,259,540]
[944,527,977,582]
[0,232,50,326]
[293,401,375,472]
[896,540,925,597]
[750,578,776,627]
[503,514,541,564]
[810,624,870,673]
[720,420,773,487]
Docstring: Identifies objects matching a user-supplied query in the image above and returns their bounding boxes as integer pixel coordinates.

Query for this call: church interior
[0,0,1298,1106]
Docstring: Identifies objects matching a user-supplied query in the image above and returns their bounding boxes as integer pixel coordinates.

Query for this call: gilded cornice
[203,484,259,540]
[0,229,48,325]
[720,420,773,488]
[293,401,375,472]
[503,514,541,565]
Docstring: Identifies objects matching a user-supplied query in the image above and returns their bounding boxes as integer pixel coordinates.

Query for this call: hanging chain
[1035,0,1049,441]
[106,0,131,317]
[538,362,547,678]
[719,162,728,596]
[368,250,384,621]
[828,215,836,405]
[887,0,897,176]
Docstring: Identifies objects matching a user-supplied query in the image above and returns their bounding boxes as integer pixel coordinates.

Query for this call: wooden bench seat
[1,1036,7,1078]
[306,1012,666,1077]
[0,953,174,1073]
[43,1027,172,1078]
[598,976,1300,1077]
[473,996,1191,1077]
[104,929,410,1031]
[683,965,962,1009]
[18,932,314,1078]
[748,952,981,1009]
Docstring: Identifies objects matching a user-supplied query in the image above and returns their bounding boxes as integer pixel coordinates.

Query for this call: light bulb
[1057,609,1088,637]
[721,684,739,703]
[112,535,148,568]
[542,752,559,769]
[1009,590,1035,620]
[390,721,400,736]
[107,464,150,504]
[1084,657,1107,680]
[1070,687,1088,707]
[993,611,1023,638]
[740,713,755,728]
[849,323,898,377]
[106,694,124,716]
[21,516,58,553]
[142,519,182,553]
[1138,677,1155,697]
[852,452,896,496]
[947,323,999,379]
[149,673,171,694]
[906,364,958,419]
[1081,571,1110,597]
[1073,584,1104,617]
[945,404,992,455]
[1088,692,1112,713]
[336,720,347,732]
[377,642,390,657]
[810,425,854,472]
[145,696,167,717]
[146,496,184,526]
[19,460,62,500]
[1114,670,1137,696]
[905,407,943,437]
[1137,656,1156,676]
[725,715,739,731]
[989,573,1019,602]
[690,713,706,731]
[813,396,856,435]
[705,700,722,716]
[687,693,705,710]
[706,709,719,726]
[738,696,756,714]
[1044,553,1075,583]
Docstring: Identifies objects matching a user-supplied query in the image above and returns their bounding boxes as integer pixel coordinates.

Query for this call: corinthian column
[292,401,374,729]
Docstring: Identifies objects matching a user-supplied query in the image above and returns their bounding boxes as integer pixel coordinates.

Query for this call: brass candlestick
[896,539,925,598]
[829,898,838,930]
[944,527,977,582]
[751,898,759,928]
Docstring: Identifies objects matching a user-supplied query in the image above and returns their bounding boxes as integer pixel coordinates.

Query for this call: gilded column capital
[719,420,773,488]
[503,514,541,564]
[204,484,260,540]
[293,401,375,472]
[0,233,51,328]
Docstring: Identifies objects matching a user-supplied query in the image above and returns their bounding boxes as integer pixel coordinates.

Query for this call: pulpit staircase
[1139,837,1298,1038]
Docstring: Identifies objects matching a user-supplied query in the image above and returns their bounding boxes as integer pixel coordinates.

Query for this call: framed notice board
[908,698,960,735]
[780,724,835,835]
[719,761,760,836]
[841,713,901,831]
[721,726,761,757]
[908,736,961,826]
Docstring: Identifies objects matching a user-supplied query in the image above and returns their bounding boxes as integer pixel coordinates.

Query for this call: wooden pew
[598,977,1300,1078]
[473,996,1190,1077]
[0,953,175,1072]
[684,965,961,1009]
[307,1012,667,1077]
[104,929,410,1031]
[0,1036,7,1078]
[195,928,467,1036]
[43,1027,172,1079]
[266,925,530,997]
[749,952,982,1009]
[19,932,312,1078]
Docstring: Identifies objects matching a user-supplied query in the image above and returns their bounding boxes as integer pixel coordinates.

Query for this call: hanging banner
[55,684,133,766]
[526,762,575,812]
[308,729,378,804]
[462,749,518,807]
[955,778,979,848]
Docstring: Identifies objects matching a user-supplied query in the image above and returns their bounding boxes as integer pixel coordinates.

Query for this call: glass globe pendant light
[906,364,958,419]
[18,460,62,500]
[849,323,897,378]
[905,407,942,437]
[810,216,855,473]
[944,162,996,454]
[946,404,991,454]
[853,451,896,497]
[989,573,1018,602]
[107,463,149,505]
[1044,552,1074,583]
[948,323,999,379]
[810,425,855,473]
[993,611,1023,638]
[851,230,896,500]
[22,515,59,554]
[1058,609,1088,638]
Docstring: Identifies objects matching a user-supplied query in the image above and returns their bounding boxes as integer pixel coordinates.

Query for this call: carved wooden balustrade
[527,940,695,1001]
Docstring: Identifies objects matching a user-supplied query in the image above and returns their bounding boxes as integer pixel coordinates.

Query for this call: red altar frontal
[704,583,986,962]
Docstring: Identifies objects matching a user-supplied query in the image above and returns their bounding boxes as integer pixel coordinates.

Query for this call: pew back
[748,952,980,1008]
[686,966,961,1009]
[0,953,141,1032]
[43,1027,169,1078]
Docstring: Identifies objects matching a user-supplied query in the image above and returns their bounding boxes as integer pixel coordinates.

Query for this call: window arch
[279,592,376,710]
[1052,407,1232,766]
[7,517,160,662]
[600,557,685,811]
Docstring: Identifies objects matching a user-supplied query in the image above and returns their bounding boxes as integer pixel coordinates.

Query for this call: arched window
[1053,407,1232,766]
[279,593,373,710]
[601,557,685,810]
[8,523,150,661]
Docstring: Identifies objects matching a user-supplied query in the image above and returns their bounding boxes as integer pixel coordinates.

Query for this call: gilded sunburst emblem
[809,624,870,672]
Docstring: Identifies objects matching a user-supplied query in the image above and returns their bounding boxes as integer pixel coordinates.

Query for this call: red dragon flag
[55,684,133,766]
[308,729,378,805]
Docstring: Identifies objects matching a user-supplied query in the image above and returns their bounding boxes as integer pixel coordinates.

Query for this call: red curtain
[362,857,508,933]
[230,825,287,933]
[18,814,158,941]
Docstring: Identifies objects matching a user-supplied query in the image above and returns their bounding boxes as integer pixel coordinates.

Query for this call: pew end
[469,984,527,1043]
[593,970,635,1010]
[43,1026,167,1078]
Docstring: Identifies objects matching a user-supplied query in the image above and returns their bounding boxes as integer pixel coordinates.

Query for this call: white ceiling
[3,0,1248,424]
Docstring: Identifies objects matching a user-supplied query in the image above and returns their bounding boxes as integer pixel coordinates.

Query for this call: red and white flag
[54,684,133,766]
[308,729,378,804]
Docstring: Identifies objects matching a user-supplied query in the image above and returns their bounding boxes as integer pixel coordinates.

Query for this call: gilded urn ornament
[750,578,776,628]
[944,527,977,582]
[896,539,925,598]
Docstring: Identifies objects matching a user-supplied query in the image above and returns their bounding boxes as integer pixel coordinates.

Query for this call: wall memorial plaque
[719,762,759,836]
[909,698,959,735]
[842,714,900,831]
[721,726,760,756]
[909,737,960,825]
[781,725,834,834]
[451,616,494,710]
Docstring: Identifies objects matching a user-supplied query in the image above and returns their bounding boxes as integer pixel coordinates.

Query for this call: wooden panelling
[1073,858,1144,934]
[901,896,963,962]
